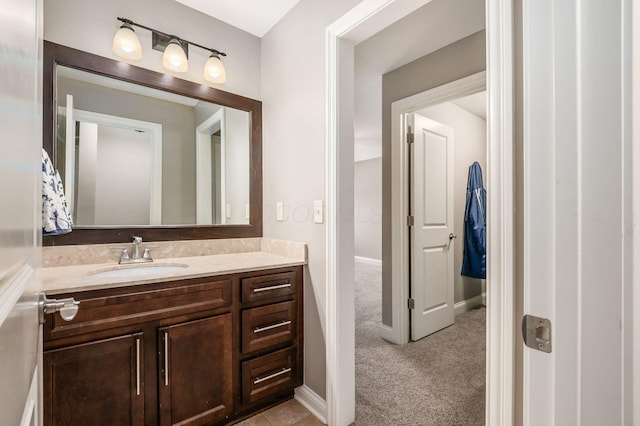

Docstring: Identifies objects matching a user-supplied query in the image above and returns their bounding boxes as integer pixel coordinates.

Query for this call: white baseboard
[378,323,403,344]
[354,256,382,267]
[454,292,487,316]
[295,385,327,424]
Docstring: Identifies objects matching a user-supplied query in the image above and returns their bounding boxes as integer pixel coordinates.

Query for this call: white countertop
[42,239,306,295]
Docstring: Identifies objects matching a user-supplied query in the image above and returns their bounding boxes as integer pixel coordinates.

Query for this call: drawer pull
[254,367,292,385]
[253,320,292,334]
[253,283,291,293]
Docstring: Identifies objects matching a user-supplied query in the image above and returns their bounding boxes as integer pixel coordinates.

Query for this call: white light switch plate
[276,202,284,221]
[313,200,324,224]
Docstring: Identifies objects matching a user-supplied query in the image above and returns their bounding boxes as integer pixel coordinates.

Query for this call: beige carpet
[354,260,486,425]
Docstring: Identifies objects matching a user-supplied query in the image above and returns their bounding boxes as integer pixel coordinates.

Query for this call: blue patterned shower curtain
[461,161,486,279]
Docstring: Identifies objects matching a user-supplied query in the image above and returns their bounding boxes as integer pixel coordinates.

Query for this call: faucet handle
[119,248,130,264]
[142,248,153,261]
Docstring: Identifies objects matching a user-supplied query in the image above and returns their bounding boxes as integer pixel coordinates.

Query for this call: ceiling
[354,0,485,161]
[174,0,302,37]
[452,91,487,120]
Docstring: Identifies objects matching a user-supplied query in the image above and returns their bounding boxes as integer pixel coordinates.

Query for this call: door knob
[39,293,80,324]
[449,233,457,240]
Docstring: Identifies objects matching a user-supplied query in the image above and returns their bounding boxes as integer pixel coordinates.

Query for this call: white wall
[261,0,363,400]
[94,125,152,226]
[354,158,382,261]
[44,0,261,99]
[418,100,487,304]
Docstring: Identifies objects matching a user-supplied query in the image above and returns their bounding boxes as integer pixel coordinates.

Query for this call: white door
[410,113,455,341]
[521,0,633,424]
[0,0,43,424]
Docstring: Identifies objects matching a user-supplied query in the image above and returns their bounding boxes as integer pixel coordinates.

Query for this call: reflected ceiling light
[203,53,226,84]
[112,21,142,60]
[112,17,227,84]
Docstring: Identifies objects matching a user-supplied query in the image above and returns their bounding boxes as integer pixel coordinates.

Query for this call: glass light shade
[203,54,227,84]
[112,24,142,60]
[162,40,188,73]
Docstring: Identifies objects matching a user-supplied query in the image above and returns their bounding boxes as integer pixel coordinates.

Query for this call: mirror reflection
[56,66,250,227]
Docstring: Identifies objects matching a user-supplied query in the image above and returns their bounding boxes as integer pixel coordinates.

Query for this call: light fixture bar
[117,17,226,57]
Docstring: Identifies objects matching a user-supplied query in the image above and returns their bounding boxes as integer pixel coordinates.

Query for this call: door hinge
[407,132,414,144]
[407,215,414,227]
[522,315,552,353]
[408,298,415,309]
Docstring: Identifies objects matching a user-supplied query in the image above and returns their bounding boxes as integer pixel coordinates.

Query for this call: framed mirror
[43,41,262,245]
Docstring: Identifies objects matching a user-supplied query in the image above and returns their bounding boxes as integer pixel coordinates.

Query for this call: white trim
[454,292,487,316]
[64,95,75,215]
[58,107,163,225]
[0,262,34,329]
[391,71,486,346]
[632,0,640,418]
[486,0,515,424]
[19,366,38,426]
[354,256,382,267]
[377,323,399,343]
[294,385,327,424]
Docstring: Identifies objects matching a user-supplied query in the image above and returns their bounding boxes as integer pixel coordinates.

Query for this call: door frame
[384,71,486,345]
[325,0,514,425]
[196,108,226,225]
[59,106,163,225]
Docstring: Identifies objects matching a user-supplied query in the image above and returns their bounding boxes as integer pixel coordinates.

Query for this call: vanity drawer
[242,347,296,406]
[44,278,232,342]
[241,271,296,304]
[242,301,295,353]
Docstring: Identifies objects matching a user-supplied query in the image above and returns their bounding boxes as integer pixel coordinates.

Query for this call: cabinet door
[43,333,144,426]
[159,314,233,426]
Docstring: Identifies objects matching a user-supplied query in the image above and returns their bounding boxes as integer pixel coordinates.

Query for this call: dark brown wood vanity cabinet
[42,266,303,426]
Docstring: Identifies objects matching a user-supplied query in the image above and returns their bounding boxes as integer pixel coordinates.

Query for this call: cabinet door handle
[254,367,292,385]
[135,338,141,396]
[253,320,292,334]
[253,283,291,293]
[164,332,169,386]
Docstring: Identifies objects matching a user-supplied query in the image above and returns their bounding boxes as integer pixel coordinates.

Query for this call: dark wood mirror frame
[43,41,262,246]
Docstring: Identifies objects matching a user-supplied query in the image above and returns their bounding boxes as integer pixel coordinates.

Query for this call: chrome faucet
[119,236,153,264]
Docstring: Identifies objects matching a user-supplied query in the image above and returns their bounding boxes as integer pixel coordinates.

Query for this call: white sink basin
[91,264,188,278]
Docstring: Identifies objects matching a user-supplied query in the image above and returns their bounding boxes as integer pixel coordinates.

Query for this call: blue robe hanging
[461,161,486,279]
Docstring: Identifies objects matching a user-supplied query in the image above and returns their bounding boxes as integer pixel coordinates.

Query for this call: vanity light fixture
[163,38,189,73]
[112,17,227,83]
[203,53,226,84]
[112,21,142,60]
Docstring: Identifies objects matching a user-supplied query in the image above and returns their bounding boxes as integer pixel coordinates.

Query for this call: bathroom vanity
[39,41,306,425]
[41,239,305,426]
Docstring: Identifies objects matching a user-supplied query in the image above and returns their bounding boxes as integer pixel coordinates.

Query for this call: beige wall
[354,158,382,261]
[381,31,486,325]
[44,0,261,99]
[261,0,363,400]
[418,101,487,304]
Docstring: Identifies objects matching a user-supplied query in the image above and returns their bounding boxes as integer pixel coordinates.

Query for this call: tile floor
[235,399,324,426]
